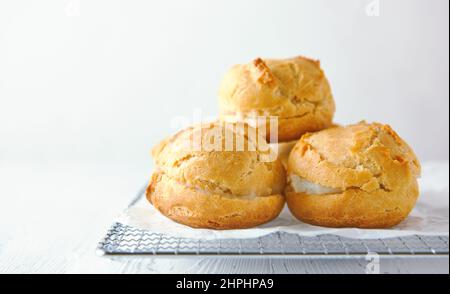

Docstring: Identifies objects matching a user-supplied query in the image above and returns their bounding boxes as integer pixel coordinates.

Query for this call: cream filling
[289,174,342,195]
[156,170,278,199]
[221,110,311,123]
[221,112,266,129]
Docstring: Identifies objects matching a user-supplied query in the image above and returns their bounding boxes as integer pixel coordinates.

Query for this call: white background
[0,0,449,170]
[0,0,448,274]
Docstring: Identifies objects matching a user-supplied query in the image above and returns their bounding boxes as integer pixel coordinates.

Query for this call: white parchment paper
[117,162,449,240]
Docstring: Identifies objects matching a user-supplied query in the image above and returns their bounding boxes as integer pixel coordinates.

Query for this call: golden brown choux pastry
[219,56,335,142]
[286,121,421,228]
[146,122,286,229]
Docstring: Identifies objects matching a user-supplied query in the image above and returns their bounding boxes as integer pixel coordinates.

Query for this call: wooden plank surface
[0,162,448,274]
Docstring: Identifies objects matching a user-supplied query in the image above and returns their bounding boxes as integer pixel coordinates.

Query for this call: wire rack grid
[97,187,449,256]
[97,222,449,256]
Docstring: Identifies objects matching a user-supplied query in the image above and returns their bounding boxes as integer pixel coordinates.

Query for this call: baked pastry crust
[219,56,336,142]
[286,121,421,228]
[147,172,285,229]
[147,122,286,229]
[274,124,341,168]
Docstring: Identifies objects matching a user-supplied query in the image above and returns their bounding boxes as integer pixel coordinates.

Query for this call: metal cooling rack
[97,187,449,256]
[97,222,449,256]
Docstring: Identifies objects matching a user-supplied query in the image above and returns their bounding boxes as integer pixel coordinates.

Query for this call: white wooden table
[0,161,448,274]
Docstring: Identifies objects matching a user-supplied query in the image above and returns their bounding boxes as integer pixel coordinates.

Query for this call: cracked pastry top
[286,121,421,228]
[218,56,336,142]
[146,122,286,229]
